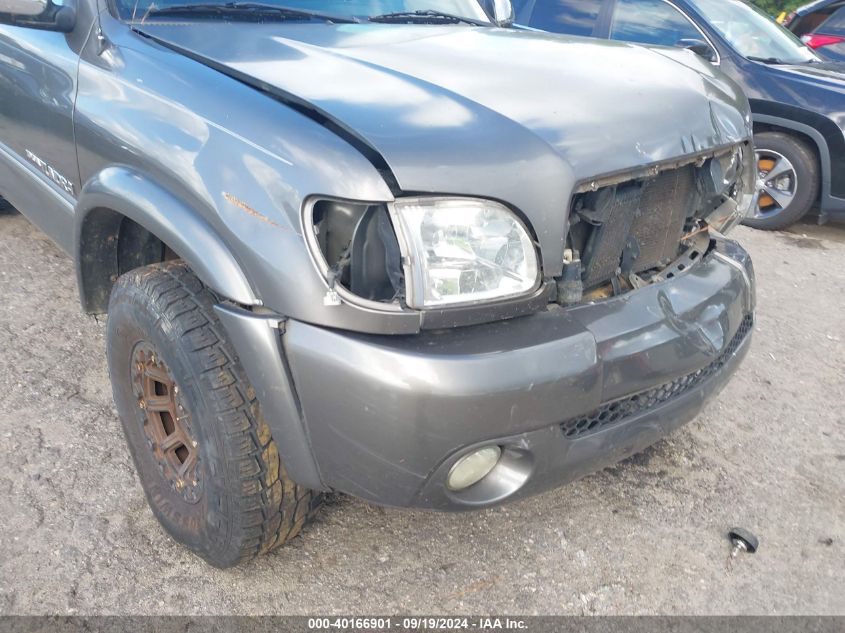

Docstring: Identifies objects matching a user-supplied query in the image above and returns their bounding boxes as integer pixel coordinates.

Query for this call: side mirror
[675,38,717,62]
[479,0,514,26]
[0,0,76,32]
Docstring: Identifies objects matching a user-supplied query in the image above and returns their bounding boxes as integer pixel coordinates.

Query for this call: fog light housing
[446,446,502,491]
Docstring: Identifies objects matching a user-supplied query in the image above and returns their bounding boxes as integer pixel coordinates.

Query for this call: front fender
[75,166,260,311]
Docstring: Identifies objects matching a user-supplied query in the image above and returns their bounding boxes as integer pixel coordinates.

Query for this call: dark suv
[0,0,755,566]
[517,0,845,230]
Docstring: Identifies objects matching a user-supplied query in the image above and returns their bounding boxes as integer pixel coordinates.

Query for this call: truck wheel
[743,131,819,231]
[107,261,320,567]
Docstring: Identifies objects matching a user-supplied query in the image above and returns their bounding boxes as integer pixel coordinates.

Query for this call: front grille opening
[561,148,743,306]
[568,165,700,294]
[560,315,753,440]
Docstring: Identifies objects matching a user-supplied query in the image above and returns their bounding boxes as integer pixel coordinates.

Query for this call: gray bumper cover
[219,238,755,510]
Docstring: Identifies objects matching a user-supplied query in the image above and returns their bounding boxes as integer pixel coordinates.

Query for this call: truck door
[0,0,97,250]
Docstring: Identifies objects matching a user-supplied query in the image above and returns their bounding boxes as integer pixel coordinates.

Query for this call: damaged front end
[302,142,755,326]
[283,142,758,505]
[558,142,755,306]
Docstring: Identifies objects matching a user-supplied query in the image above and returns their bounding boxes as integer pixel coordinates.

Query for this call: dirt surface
[0,209,842,616]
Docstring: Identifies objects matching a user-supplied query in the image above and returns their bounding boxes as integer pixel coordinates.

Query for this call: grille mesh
[579,165,696,289]
[581,184,643,288]
[560,315,753,440]
[630,165,696,272]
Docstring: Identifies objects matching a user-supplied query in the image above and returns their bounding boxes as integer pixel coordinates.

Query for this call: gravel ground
[0,209,842,616]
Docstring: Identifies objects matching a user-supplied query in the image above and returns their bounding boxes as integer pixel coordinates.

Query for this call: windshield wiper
[135,2,359,23]
[367,9,488,25]
[746,56,788,64]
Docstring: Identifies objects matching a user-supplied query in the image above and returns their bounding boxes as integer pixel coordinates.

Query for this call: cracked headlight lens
[391,197,540,309]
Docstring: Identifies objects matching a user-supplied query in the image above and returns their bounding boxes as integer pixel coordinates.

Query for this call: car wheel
[743,132,820,231]
[107,261,320,568]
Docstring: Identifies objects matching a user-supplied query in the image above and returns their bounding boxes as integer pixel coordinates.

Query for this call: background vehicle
[0,0,755,567]
[516,0,845,230]
[784,0,845,60]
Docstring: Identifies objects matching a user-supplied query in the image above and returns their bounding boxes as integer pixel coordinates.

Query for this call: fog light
[446,446,501,491]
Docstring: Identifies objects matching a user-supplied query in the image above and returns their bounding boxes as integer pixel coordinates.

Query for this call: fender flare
[753,113,832,194]
[75,166,260,312]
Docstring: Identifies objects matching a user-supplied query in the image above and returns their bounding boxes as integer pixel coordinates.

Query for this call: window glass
[610,0,702,47]
[527,0,603,36]
[115,0,492,22]
[792,10,837,37]
[820,6,845,31]
[688,0,817,63]
[512,0,531,18]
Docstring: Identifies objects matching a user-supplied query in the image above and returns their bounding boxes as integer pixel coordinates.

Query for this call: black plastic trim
[419,281,555,330]
[751,99,845,198]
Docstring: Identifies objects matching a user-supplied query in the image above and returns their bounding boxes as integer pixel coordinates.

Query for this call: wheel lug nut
[138,399,147,409]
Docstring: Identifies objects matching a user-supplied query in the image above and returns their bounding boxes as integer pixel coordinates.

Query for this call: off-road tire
[107,260,320,567]
[743,131,820,231]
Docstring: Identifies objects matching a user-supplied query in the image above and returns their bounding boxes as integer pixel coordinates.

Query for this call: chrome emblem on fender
[25,149,75,196]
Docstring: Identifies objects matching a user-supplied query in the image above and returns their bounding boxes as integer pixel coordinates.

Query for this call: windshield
[688,0,818,63]
[116,0,493,23]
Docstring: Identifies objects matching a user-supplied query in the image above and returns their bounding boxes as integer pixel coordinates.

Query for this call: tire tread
[111,261,320,567]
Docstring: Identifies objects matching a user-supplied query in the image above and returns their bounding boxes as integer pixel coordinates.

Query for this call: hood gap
[132,27,403,195]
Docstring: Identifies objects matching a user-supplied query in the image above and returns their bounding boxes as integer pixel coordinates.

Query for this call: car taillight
[801,33,845,49]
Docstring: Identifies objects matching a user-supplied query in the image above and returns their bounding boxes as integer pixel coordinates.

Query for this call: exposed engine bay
[557,143,751,305]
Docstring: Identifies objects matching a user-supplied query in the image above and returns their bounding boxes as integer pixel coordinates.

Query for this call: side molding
[214,304,325,490]
[0,140,76,254]
[75,166,260,311]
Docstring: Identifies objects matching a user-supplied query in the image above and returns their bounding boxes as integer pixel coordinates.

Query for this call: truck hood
[137,23,751,274]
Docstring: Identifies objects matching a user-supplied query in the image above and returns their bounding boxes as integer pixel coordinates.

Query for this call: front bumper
[217,237,755,510]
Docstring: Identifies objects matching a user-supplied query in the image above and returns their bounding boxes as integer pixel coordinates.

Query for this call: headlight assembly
[390,197,540,309]
[306,199,404,307]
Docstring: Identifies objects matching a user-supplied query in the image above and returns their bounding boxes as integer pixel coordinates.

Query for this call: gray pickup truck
[0,0,756,567]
